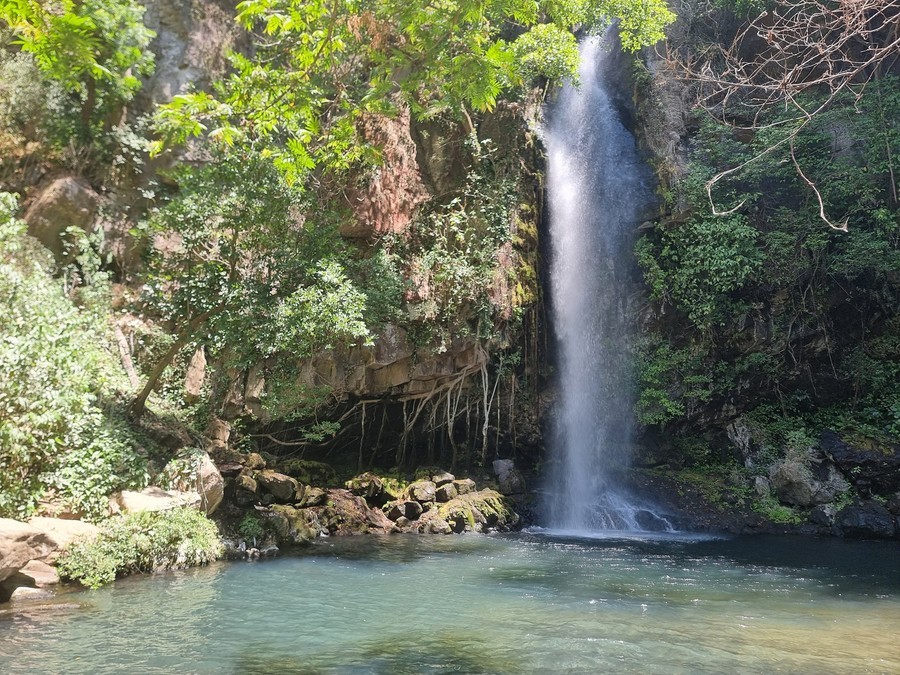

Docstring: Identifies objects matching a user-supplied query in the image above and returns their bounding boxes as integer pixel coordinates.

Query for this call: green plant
[237,513,265,541]
[57,507,223,589]
[0,193,147,519]
[752,494,805,525]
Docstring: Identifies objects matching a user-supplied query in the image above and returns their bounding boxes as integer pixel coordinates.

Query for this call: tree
[129,154,381,419]
[0,0,155,135]
[669,0,900,229]
[153,0,674,182]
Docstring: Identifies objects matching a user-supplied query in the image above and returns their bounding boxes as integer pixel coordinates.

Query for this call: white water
[543,34,666,532]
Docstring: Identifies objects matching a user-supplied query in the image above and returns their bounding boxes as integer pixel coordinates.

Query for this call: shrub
[57,507,223,589]
[0,192,147,519]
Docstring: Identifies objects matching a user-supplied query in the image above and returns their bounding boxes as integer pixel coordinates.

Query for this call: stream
[3,532,899,673]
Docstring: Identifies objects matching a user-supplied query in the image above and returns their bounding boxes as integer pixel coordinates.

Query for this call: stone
[244,453,266,470]
[435,483,458,503]
[0,520,55,582]
[405,480,437,503]
[432,472,455,486]
[307,489,394,536]
[183,347,206,404]
[26,518,99,561]
[279,459,337,486]
[234,474,259,506]
[770,459,848,507]
[24,176,100,260]
[204,417,231,449]
[18,560,59,587]
[437,489,520,534]
[346,472,393,505]
[257,471,300,503]
[426,518,453,535]
[110,487,201,515]
[809,504,836,527]
[298,487,327,508]
[452,478,476,496]
[9,586,54,602]
[383,500,423,522]
[394,516,411,529]
[498,469,526,496]
[196,453,225,515]
[836,501,896,539]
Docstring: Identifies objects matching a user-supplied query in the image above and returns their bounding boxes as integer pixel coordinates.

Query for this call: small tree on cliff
[669,0,900,229]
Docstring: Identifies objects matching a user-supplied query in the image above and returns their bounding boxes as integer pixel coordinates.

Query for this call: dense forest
[1,0,899,589]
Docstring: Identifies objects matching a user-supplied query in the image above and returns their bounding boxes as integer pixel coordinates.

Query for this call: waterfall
[542,33,670,533]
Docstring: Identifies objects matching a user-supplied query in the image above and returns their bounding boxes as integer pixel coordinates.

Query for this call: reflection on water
[2,534,899,674]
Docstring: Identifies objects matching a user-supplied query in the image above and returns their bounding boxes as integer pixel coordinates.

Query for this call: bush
[0,192,147,519]
[57,507,223,589]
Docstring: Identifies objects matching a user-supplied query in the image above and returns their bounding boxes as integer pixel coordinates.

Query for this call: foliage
[237,512,265,541]
[139,153,403,419]
[152,0,673,181]
[0,193,147,519]
[57,507,223,589]
[0,0,154,135]
[634,336,711,426]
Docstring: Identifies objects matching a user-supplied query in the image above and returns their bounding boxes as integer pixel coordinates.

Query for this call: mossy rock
[437,489,519,533]
[277,459,338,487]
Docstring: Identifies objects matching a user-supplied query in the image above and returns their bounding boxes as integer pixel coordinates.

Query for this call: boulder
[24,176,100,260]
[492,459,526,495]
[770,460,848,507]
[278,459,337,486]
[452,478,476,495]
[234,474,259,506]
[0,520,54,582]
[432,472,455,486]
[110,487,201,514]
[836,501,896,539]
[26,517,100,560]
[346,472,395,505]
[435,483,458,503]
[204,418,231,450]
[257,471,301,503]
[163,451,225,515]
[307,489,394,535]
[405,480,436,503]
[383,500,423,522]
[437,489,520,534]
[244,453,267,470]
[298,487,327,508]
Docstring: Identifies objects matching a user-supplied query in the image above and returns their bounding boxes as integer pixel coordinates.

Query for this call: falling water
[543,34,668,532]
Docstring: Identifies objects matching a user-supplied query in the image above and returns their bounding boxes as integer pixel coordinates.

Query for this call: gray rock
[257,471,300,503]
[110,487,202,514]
[432,472,455,486]
[770,460,848,507]
[406,480,436,503]
[452,478,476,495]
[754,476,771,499]
[435,483,458,503]
[234,474,259,506]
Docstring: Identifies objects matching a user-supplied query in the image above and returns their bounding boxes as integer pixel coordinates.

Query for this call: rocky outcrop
[836,501,897,539]
[822,431,900,496]
[26,518,100,560]
[24,176,100,260]
[492,459,526,495]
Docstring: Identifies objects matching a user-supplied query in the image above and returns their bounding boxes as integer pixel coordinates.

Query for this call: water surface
[2,533,899,673]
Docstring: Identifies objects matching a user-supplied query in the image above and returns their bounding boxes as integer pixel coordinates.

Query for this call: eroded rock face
[436,489,519,534]
[257,471,301,503]
[405,480,437,503]
[836,501,897,539]
[493,459,526,495]
[307,489,394,535]
[26,518,100,560]
[24,177,99,259]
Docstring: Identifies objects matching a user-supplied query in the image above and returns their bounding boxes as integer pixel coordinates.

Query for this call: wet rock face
[836,501,897,539]
[822,431,900,496]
